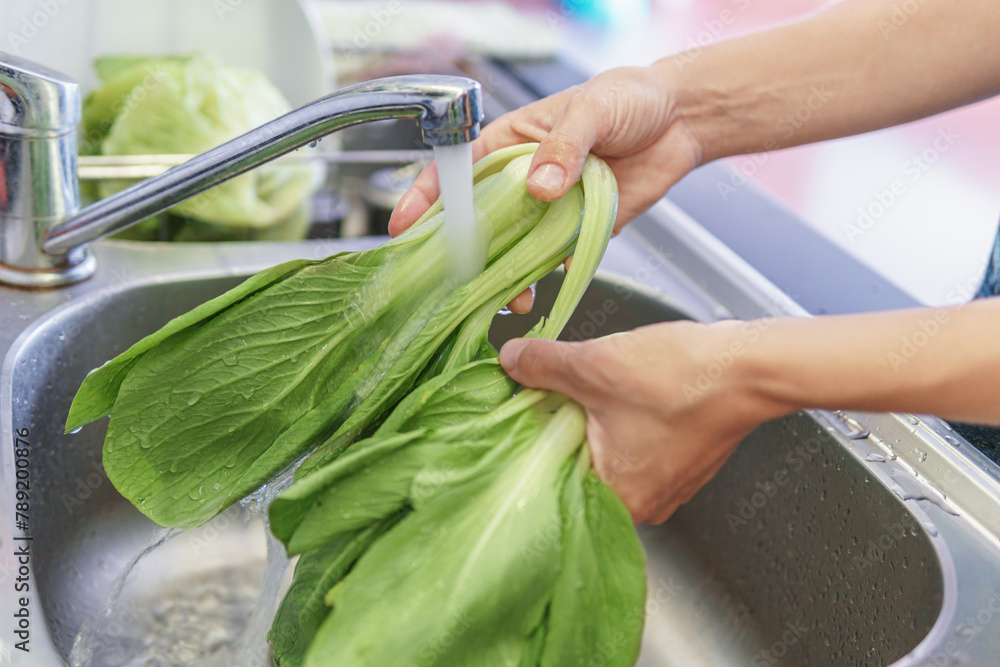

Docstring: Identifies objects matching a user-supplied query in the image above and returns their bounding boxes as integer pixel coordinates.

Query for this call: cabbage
[81,52,317,238]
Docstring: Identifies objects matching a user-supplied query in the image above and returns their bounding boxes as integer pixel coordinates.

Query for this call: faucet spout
[40,74,483,259]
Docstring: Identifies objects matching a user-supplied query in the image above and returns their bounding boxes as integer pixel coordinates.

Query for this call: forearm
[743,298,1000,425]
[663,0,1000,162]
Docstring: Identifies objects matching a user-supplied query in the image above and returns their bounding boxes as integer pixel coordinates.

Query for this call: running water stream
[68,528,180,666]
[434,143,487,285]
[68,470,297,666]
[226,470,298,667]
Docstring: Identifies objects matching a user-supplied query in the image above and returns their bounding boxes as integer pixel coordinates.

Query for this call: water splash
[68,468,299,666]
[226,531,290,667]
[68,527,180,666]
[225,469,298,667]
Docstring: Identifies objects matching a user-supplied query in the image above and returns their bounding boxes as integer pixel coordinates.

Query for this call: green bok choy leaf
[267,360,647,667]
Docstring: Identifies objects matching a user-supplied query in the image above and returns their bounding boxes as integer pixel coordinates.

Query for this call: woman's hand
[498,299,1000,523]
[498,321,791,524]
[388,64,704,313]
[390,64,703,236]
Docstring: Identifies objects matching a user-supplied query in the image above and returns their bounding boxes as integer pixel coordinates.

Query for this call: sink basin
[3,201,1000,665]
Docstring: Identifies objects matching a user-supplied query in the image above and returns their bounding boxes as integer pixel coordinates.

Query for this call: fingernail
[391,189,416,217]
[528,163,566,194]
[388,190,418,236]
[499,338,530,370]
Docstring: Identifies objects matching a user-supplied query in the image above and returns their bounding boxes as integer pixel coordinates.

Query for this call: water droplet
[307,140,318,148]
[944,435,961,448]
[69,426,82,435]
[865,454,885,463]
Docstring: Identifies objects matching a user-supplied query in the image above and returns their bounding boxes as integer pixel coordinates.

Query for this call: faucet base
[0,248,96,287]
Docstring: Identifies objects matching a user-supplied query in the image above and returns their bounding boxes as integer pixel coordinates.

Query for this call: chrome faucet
[0,52,483,287]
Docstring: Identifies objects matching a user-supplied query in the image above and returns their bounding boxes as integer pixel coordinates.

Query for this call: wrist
[652,50,754,165]
[705,319,802,423]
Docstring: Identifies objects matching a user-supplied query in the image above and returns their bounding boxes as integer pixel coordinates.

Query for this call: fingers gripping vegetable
[66,143,617,530]
[267,361,647,667]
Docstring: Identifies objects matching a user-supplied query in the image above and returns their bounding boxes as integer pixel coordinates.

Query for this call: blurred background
[3,0,998,305]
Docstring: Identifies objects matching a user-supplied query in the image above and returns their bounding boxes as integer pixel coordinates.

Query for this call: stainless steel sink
[3,199,1000,666]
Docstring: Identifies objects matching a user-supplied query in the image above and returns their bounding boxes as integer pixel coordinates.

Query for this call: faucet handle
[0,52,91,287]
[0,51,80,135]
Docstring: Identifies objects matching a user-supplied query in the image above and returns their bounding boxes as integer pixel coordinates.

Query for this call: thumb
[526,94,601,201]
[498,338,586,400]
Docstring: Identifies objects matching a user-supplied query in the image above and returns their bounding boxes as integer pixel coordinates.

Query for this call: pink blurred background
[513,0,1000,306]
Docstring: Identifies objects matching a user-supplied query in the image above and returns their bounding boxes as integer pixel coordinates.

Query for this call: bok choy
[267,360,647,667]
[66,143,617,530]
